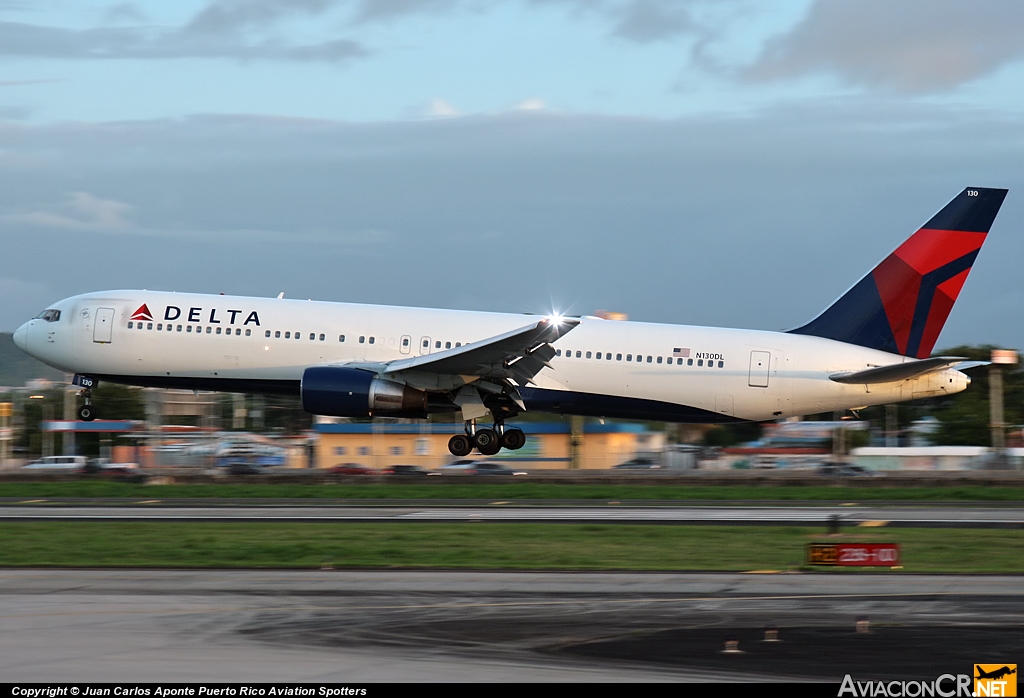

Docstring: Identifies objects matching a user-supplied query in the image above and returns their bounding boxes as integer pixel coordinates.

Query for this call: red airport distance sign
[807,543,901,566]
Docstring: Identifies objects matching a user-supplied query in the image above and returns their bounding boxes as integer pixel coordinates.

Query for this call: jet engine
[301,366,429,418]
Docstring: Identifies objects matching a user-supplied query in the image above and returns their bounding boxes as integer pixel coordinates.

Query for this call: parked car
[22,455,88,471]
[817,463,882,478]
[83,458,140,477]
[381,465,433,476]
[439,460,526,475]
[329,463,377,475]
[613,457,662,470]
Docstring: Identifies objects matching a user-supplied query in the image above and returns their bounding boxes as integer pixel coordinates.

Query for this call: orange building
[314,421,664,470]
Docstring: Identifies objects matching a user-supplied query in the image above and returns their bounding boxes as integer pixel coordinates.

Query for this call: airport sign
[807,543,901,566]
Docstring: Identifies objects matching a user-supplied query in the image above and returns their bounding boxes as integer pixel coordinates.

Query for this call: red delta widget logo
[130,304,153,322]
[130,304,261,327]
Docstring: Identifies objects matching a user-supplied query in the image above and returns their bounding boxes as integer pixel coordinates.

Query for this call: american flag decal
[673,347,690,357]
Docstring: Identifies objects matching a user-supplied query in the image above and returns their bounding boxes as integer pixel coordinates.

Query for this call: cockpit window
[35,309,61,322]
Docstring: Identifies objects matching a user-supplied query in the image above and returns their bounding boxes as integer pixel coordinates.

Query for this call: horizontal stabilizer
[829,357,966,384]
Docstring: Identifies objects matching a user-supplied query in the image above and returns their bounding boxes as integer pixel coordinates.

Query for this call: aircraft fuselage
[14,289,969,424]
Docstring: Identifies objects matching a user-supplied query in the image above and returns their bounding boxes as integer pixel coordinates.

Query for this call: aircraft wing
[829,356,970,385]
[383,317,579,385]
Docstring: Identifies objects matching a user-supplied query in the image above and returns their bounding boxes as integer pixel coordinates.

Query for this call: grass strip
[2,522,1023,572]
[3,481,1024,501]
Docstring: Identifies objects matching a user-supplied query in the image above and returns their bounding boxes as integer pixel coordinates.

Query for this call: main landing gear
[448,420,527,457]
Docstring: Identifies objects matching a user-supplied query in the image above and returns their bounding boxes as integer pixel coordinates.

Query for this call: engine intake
[301,366,429,418]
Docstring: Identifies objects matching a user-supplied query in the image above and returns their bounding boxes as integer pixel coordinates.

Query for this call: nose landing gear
[77,387,97,422]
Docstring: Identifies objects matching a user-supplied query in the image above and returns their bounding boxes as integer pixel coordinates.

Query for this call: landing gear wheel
[448,434,472,457]
[501,428,526,450]
[78,404,97,422]
[473,428,501,456]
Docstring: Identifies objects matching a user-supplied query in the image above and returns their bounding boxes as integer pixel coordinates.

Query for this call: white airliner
[13,187,1007,457]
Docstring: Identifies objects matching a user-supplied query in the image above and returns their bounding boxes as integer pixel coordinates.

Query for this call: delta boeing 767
[13,187,1008,456]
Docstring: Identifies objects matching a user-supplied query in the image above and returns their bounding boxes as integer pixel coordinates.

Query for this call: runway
[1,569,1021,682]
[2,501,1024,527]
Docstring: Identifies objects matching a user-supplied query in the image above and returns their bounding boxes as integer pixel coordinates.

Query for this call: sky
[2,0,1024,352]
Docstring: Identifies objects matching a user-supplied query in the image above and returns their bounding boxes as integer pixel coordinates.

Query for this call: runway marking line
[17,500,47,504]
[137,500,161,504]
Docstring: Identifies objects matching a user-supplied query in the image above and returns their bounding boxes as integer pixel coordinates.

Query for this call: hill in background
[0,332,65,388]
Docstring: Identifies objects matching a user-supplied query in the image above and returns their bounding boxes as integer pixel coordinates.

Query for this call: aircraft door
[93,308,114,344]
[419,337,431,355]
[748,351,770,388]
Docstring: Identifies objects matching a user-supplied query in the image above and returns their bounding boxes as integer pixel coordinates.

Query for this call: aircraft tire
[474,429,501,456]
[78,404,97,422]
[501,428,526,450]
[448,434,472,457]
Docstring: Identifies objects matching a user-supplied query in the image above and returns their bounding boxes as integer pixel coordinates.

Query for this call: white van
[22,455,88,471]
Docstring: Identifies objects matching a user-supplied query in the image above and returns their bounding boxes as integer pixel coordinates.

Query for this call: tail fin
[789,187,1008,358]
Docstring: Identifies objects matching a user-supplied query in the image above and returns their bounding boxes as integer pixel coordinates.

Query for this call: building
[314,420,665,470]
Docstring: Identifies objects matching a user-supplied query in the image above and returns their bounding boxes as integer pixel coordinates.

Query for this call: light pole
[29,394,53,457]
[0,401,12,466]
[990,349,1018,470]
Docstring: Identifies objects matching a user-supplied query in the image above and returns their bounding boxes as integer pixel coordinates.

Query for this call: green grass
[2,522,1023,572]
[3,481,1024,501]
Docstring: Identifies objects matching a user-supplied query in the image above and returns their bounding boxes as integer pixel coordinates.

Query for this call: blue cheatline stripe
[94,375,741,425]
[519,387,744,424]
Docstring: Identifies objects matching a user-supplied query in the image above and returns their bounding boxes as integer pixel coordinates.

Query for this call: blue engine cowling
[301,366,429,418]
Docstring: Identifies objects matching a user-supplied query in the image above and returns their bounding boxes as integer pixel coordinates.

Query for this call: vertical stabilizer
[789,187,1007,358]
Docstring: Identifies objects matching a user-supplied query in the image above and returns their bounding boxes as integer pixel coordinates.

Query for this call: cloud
[351,0,461,24]
[514,98,545,111]
[0,78,62,87]
[0,0,728,66]
[745,0,1024,92]
[6,192,133,232]
[186,0,339,34]
[0,105,30,120]
[0,107,1021,346]
[102,3,147,24]
[609,0,694,43]
[403,97,462,119]
[0,17,366,62]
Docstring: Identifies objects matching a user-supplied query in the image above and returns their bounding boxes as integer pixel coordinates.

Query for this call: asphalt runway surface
[1,569,1022,683]
[3,501,1024,527]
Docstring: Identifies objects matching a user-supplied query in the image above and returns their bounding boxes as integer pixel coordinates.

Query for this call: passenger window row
[555,348,725,368]
[125,321,465,352]
[262,330,328,341]
[127,321,253,336]
[420,339,463,350]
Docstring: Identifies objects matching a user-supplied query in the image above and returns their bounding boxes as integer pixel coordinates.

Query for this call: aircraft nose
[13,322,29,351]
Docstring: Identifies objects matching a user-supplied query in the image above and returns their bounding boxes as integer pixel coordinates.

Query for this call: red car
[329,463,377,475]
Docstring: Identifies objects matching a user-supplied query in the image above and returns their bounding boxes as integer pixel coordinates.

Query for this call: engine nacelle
[301,366,429,418]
